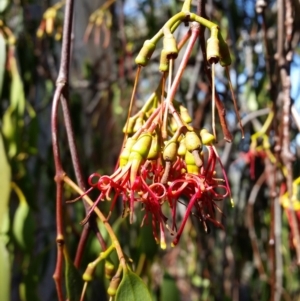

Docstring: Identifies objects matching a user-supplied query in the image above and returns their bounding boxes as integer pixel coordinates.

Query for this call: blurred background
[1,0,300,300]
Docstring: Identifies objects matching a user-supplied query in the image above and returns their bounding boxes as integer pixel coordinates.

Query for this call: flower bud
[82,263,96,282]
[170,116,178,132]
[200,129,215,145]
[122,117,136,134]
[130,133,152,160]
[147,133,160,160]
[135,40,156,66]
[177,138,186,156]
[119,138,136,167]
[218,33,231,67]
[185,150,199,175]
[185,131,202,152]
[206,36,220,64]
[133,117,144,132]
[107,275,122,296]
[105,260,116,280]
[159,49,169,72]
[163,33,178,59]
[163,140,178,162]
[179,105,192,124]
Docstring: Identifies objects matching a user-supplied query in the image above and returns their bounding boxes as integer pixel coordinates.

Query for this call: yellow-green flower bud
[206,36,220,64]
[135,40,156,66]
[163,33,178,59]
[159,49,169,72]
[185,150,199,175]
[130,133,152,160]
[133,117,144,132]
[218,33,231,67]
[178,138,186,156]
[185,131,202,152]
[200,129,215,145]
[179,105,192,124]
[122,117,136,134]
[147,133,160,160]
[107,276,122,296]
[82,263,96,282]
[163,140,178,162]
[119,138,136,167]
[105,260,116,280]
[170,116,178,132]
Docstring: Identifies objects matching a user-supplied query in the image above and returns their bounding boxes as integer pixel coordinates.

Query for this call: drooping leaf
[115,269,152,301]
[0,134,11,226]
[64,247,83,301]
[0,135,11,301]
[12,183,35,251]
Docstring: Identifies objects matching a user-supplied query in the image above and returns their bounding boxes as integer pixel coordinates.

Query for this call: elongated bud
[179,105,192,124]
[185,150,199,175]
[170,116,178,132]
[185,131,202,152]
[130,133,152,160]
[107,275,122,296]
[163,33,178,58]
[159,49,169,72]
[105,260,116,280]
[163,140,178,162]
[123,117,136,134]
[133,117,144,132]
[200,129,215,145]
[147,133,160,160]
[218,33,231,67]
[129,133,152,185]
[135,40,156,66]
[82,263,96,282]
[207,27,220,64]
[120,138,136,167]
[177,138,186,156]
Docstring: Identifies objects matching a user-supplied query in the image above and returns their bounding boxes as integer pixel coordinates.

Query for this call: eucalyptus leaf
[64,248,83,301]
[115,269,152,301]
[0,134,11,226]
[12,183,35,251]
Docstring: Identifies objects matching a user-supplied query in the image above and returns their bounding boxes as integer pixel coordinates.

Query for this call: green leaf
[0,34,6,97]
[161,273,180,301]
[64,248,83,301]
[0,134,11,226]
[115,269,152,301]
[0,135,11,301]
[12,182,35,251]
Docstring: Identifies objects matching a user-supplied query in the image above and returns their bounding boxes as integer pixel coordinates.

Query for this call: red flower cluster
[84,124,231,248]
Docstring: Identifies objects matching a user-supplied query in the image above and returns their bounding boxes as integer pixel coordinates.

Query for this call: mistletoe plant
[51,0,242,300]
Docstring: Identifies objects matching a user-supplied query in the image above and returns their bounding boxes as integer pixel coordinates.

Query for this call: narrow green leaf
[12,200,35,251]
[64,248,83,301]
[0,135,11,301]
[0,34,6,97]
[0,134,11,225]
[161,273,180,301]
[115,269,152,301]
